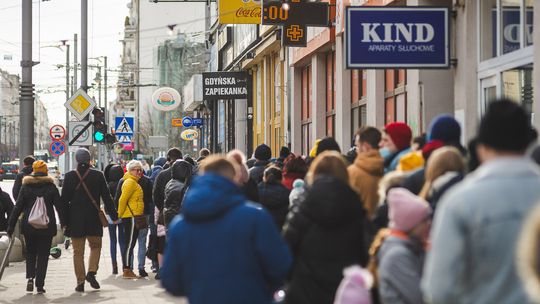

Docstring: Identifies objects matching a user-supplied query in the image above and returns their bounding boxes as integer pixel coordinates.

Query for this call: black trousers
[25,234,52,288]
[122,217,139,270]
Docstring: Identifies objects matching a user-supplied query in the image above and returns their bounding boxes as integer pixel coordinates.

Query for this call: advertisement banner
[219,0,261,24]
[346,7,450,69]
[203,71,251,100]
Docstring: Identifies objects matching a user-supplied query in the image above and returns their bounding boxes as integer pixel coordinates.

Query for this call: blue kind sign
[346,7,450,69]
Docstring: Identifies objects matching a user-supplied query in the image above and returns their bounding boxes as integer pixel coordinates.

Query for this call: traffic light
[92,107,106,144]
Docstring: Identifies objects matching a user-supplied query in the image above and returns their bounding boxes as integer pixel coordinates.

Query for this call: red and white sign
[49,125,66,141]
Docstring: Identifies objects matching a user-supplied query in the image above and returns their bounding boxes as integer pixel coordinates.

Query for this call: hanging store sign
[181,129,199,141]
[219,0,261,24]
[345,7,450,69]
[262,0,329,47]
[151,87,181,111]
[203,72,251,100]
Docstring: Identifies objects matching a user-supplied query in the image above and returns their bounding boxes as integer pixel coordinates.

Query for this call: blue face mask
[379,148,392,159]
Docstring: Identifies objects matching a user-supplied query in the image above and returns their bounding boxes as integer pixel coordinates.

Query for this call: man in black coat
[60,148,118,293]
[153,148,183,210]
[0,185,14,232]
[248,144,271,185]
[12,155,35,201]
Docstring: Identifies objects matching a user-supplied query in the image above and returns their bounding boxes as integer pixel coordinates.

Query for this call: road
[0,179,187,303]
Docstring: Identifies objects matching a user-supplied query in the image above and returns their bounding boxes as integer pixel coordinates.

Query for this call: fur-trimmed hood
[22,174,55,186]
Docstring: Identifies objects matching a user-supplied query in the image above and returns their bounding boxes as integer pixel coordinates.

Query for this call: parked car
[0,162,19,180]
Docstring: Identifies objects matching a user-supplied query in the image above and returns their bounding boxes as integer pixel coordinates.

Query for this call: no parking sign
[49,141,66,157]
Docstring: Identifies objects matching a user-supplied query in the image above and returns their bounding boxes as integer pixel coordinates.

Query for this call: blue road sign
[346,7,450,69]
[193,118,204,127]
[182,117,193,128]
[115,116,134,144]
[49,141,66,157]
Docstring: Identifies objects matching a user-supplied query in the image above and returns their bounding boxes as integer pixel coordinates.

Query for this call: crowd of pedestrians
[3,98,540,303]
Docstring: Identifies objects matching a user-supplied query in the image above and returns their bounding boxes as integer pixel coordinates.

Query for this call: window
[351,70,367,135]
[301,65,312,155]
[384,69,407,124]
[326,52,336,137]
[480,0,534,60]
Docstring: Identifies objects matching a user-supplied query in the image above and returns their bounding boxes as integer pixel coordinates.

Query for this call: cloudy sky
[0,0,129,125]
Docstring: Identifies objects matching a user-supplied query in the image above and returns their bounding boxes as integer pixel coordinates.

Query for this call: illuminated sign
[261,0,329,47]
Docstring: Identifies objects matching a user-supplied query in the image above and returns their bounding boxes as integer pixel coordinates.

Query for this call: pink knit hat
[388,188,432,232]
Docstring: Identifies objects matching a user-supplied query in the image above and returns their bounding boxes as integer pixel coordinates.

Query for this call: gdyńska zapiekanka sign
[346,7,450,69]
[203,72,251,100]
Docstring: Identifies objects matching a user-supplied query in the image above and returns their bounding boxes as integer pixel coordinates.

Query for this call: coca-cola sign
[219,0,261,24]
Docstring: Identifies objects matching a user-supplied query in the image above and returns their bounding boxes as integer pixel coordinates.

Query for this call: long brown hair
[305,151,349,185]
[419,147,465,199]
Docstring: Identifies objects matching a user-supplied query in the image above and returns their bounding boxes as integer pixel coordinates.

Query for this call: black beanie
[254,144,272,161]
[316,137,341,156]
[477,99,536,152]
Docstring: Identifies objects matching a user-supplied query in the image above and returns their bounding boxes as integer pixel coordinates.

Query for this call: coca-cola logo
[236,7,261,18]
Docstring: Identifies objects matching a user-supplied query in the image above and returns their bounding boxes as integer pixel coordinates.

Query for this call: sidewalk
[0,232,187,304]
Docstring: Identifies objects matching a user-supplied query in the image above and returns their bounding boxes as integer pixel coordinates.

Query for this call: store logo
[156,92,176,106]
[151,87,181,111]
[181,129,199,141]
[360,23,435,43]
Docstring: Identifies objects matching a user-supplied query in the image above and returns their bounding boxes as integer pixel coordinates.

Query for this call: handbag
[76,170,108,228]
[126,202,149,230]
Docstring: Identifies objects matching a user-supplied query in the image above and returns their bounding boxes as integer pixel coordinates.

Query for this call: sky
[0,0,129,125]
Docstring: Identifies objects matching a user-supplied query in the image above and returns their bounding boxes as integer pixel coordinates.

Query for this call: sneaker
[75,283,84,293]
[122,268,139,279]
[36,287,46,294]
[112,263,118,275]
[139,268,148,278]
[151,266,158,273]
[26,279,34,292]
[85,272,100,289]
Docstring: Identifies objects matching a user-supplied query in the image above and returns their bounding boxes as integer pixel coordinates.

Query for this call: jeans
[72,236,102,284]
[108,222,126,267]
[24,234,52,289]
[130,228,148,270]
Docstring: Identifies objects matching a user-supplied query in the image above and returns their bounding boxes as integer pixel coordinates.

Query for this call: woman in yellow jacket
[118,160,145,279]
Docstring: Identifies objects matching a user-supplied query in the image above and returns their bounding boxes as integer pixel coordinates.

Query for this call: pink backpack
[28,196,49,229]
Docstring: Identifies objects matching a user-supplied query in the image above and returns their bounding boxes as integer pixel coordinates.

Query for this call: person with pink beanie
[376,188,432,304]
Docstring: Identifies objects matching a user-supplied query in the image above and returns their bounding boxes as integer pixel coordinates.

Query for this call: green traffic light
[94,131,105,142]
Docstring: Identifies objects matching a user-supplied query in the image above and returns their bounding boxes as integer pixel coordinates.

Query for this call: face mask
[379,148,392,159]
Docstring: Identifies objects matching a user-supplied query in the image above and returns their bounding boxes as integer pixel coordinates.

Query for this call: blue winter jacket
[149,166,163,184]
[161,173,292,304]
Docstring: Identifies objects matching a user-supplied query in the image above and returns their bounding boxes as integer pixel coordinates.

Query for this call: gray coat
[378,236,425,304]
[422,157,540,304]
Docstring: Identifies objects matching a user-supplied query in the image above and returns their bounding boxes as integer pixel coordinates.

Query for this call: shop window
[502,64,534,121]
[480,0,534,60]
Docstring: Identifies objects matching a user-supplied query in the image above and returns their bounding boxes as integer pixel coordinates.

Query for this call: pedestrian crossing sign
[115,116,135,144]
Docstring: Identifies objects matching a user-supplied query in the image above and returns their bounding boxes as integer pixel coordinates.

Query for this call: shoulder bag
[126,201,149,230]
[76,170,108,228]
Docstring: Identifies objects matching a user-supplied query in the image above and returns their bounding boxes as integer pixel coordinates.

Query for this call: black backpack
[162,179,189,228]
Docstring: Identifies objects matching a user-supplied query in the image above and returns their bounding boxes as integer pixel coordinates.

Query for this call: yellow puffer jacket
[118,172,144,218]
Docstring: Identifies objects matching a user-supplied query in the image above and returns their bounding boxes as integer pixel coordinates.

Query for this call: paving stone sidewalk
[0,233,187,304]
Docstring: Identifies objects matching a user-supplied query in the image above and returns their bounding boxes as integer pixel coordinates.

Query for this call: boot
[36,287,46,294]
[85,272,100,289]
[122,268,139,279]
[139,268,148,278]
[26,279,34,292]
[75,283,84,292]
[112,261,118,275]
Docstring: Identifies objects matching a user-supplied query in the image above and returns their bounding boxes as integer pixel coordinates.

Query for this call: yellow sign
[219,0,261,24]
[64,89,96,121]
[71,95,91,114]
[172,118,183,127]
[286,25,304,42]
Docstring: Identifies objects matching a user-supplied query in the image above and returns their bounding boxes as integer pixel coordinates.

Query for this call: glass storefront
[478,0,534,121]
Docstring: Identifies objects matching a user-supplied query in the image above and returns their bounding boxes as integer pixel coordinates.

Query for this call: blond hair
[419,147,465,199]
[305,151,349,185]
[126,160,143,171]
[200,156,237,181]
